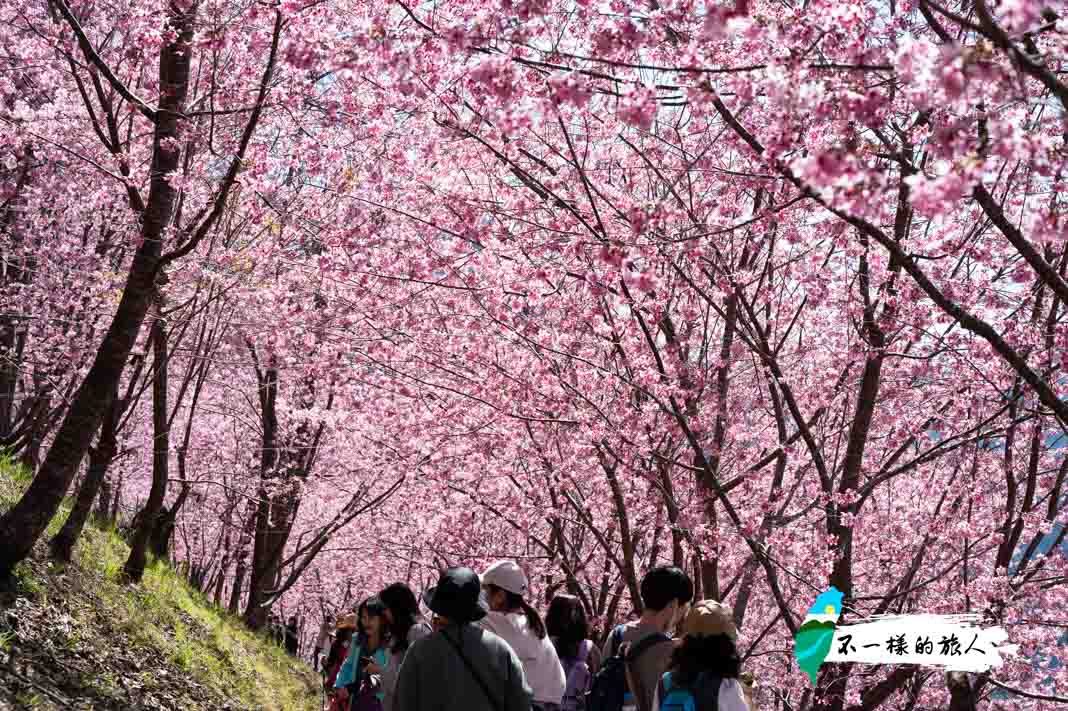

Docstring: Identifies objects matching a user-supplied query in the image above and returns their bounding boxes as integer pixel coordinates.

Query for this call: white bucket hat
[481,560,529,596]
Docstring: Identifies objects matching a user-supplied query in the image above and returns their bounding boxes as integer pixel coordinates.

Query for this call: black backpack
[586,625,671,711]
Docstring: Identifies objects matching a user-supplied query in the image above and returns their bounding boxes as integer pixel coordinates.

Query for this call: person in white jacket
[478,560,566,710]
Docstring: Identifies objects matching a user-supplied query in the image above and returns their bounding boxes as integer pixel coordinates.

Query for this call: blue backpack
[656,671,722,711]
[586,625,671,711]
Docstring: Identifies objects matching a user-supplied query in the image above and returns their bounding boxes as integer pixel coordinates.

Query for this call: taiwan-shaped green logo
[793,586,844,684]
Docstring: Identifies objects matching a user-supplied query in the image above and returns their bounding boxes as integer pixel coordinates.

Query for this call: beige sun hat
[682,599,738,640]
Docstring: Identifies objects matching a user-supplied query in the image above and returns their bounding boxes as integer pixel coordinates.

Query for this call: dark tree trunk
[213,508,234,606]
[229,558,246,616]
[18,382,50,474]
[0,7,194,580]
[213,554,228,606]
[243,367,320,631]
[149,479,190,560]
[96,474,113,523]
[228,497,258,615]
[147,506,173,560]
[110,476,122,522]
[124,296,170,582]
[244,494,277,630]
[149,313,212,562]
[946,672,980,711]
[49,380,120,562]
[813,244,892,711]
[0,324,18,442]
[243,364,281,630]
[0,149,34,443]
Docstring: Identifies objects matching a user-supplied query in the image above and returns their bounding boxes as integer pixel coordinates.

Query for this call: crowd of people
[314,562,753,711]
[269,614,301,656]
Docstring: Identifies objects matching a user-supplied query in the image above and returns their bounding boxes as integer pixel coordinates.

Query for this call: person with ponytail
[479,560,566,710]
[378,582,432,711]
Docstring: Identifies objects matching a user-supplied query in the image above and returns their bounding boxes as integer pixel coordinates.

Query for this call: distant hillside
[0,457,319,710]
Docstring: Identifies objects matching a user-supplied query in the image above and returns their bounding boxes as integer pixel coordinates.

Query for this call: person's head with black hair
[667,599,741,685]
[669,634,741,685]
[326,627,353,670]
[638,565,694,633]
[546,593,589,659]
[379,582,422,653]
[358,595,388,649]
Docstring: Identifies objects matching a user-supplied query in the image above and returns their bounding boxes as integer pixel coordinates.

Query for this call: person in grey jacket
[395,567,533,711]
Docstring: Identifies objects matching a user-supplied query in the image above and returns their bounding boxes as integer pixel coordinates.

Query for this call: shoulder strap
[655,676,666,711]
[627,632,671,662]
[623,650,642,707]
[442,628,504,711]
[656,672,671,704]
[347,643,365,690]
[610,624,626,656]
[625,634,671,711]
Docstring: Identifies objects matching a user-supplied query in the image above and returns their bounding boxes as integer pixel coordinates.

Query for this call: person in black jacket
[395,567,532,711]
[285,615,300,656]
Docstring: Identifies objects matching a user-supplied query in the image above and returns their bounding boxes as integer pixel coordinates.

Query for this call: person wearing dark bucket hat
[423,566,489,623]
[394,567,533,711]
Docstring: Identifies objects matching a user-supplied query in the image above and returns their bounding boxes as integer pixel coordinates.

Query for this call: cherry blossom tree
[1,0,1065,708]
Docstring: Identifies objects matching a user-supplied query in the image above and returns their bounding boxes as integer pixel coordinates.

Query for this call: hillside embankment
[0,458,320,710]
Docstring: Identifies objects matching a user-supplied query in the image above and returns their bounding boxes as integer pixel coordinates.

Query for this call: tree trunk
[110,475,122,522]
[242,368,322,630]
[946,672,980,711]
[213,555,228,606]
[149,479,190,560]
[0,322,18,442]
[213,510,234,606]
[0,7,194,580]
[18,381,50,474]
[96,474,113,523]
[124,296,170,582]
[0,149,34,443]
[243,494,278,630]
[243,364,281,630]
[228,497,258,615]
[229,559,247,616]
[49,381,120,562]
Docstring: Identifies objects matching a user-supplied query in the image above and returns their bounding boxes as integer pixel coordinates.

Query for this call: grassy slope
[0,456,320,711]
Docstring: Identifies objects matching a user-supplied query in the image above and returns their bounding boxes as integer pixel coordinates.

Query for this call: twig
[985,677,1068,704]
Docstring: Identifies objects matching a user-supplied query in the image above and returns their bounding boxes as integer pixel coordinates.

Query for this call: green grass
[0,455,318,711]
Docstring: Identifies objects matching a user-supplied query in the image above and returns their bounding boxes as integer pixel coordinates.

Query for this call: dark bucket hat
[423,567,488,623]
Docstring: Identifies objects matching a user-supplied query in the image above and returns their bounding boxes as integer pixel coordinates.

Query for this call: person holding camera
[326,614,357,711]
[335,596,391,711]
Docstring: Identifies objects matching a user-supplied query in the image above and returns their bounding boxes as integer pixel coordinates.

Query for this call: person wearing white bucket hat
[478,561,566,710]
